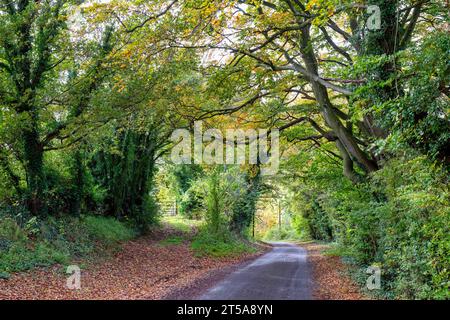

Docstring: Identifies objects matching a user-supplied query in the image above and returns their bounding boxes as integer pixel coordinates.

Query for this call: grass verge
[159,236,184,246]
[0,215,136,275]
[160,216,257,257]
[191,227,257,258]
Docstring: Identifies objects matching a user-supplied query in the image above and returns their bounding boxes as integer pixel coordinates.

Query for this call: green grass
[0,215,136,274]
[160,216,257,257]
[263,226,307,241]
[191,228,256,258]
[159,235,184,246]
[159,216,258,257]
[83,216,135,243]
[161,215,203,233]
[323,243,357,258]
[0,241,69,273]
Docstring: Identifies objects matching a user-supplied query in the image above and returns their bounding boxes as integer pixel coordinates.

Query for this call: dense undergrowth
[263,225,307,241]
[291,155,449,300]
[0,214,136,277]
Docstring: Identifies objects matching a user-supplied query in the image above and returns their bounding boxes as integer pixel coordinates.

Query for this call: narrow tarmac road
[199,242,313,300]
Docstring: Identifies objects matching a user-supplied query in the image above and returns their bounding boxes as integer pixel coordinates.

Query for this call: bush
[159,236,184,246]
[0,216,71,273]
[368,157,450,299]
[304,156,449,299]
[0,242,68,273]
[83,216,135,243]
[0,217,27,242]
[263,225,306,241]
[179,187,204,219]
[0,214,137,273]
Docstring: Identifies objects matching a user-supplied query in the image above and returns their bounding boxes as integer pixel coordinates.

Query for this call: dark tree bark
[22,123,46,215]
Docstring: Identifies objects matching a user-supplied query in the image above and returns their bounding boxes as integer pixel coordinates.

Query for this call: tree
[0,1,117,215]
[171,0,447,181]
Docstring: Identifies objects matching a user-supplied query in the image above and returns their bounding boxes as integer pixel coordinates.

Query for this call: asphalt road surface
[199,242,313,300]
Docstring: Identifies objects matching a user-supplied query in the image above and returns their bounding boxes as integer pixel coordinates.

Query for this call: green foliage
[0,241,68,273]
[155,164,205,219]
[0,216,70,273]
[291,214,311,240]
[0,217,27,242]
[230,165,261,235]
[368,156,449,299]
[172,164,204,196]
[0,215,136,273]
[42,160,79,215]
[323,243,356,258]
[351,31,450,161]
[204,168,224,233]
[179,187,204,219]
[195,165,263,238]
[159,236,184,246]
[263,225,305,241]
[88,128,160,230]
[83,216,135,244]
[161,215,203,233]
[291,155,449,299]
[303,198,334,242]
[191,227,255,258]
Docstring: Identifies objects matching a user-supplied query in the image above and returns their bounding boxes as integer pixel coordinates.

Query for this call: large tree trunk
[299,25,378,174]
[23,122,46,216]
[335,140,361,183]
[70,150,84,216]
[312,80,378,172]
[128,131,157,230]
[94,128,158,229]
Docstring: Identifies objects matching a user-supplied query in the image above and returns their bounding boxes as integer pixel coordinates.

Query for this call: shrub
[159,236,184,246]
[368,156,450,299]
[0,241,68,273]
[263,225,306,241]
[83,215,135,243]
[295,155,449,299]
[191,227,255,257]
[0,214,137,273]
[0,218,27,242]
[179,187,204,219]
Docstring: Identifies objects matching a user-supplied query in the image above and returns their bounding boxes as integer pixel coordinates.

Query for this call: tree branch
[125,0,178,33]
[399,5,422,49]
[319,26,353,64]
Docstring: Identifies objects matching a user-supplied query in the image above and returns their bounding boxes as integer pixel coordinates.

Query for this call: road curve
[198,242,313,300]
